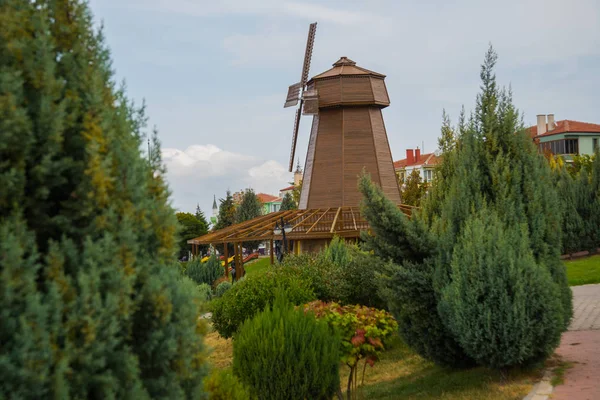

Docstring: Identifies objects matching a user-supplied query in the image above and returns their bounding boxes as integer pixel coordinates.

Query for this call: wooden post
[239,243,245,278]
[270,239,274,265]
[235,243,241,280]
[223,242,229,277]
[295,240,299,255]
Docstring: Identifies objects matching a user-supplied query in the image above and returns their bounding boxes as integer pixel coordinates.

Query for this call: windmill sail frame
[285,22,317,172]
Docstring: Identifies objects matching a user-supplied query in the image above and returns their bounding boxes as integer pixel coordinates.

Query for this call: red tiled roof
[279,185,295,192]
[393,152,441,170]
[256,193,280,203]
[527,120,600,138]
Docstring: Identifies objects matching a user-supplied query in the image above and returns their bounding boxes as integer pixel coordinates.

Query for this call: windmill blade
[289,102,303,172]
[300,22,317,86]
[284,82,302,108]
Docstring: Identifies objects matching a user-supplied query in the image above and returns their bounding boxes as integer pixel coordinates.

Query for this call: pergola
[188,205,414,279]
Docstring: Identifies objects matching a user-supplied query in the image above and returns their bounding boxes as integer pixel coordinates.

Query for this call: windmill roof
[310,57,385,80]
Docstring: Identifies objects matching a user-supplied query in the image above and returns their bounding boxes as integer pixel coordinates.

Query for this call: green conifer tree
[214,190,236,254]
[438,109,456,154]
[195,203,209,230]
[439,207,563,368]
[400,169,426,206]
[280,192,297,210]
[235,189,263,251]
[0,1,207,397]
[360,45,572,369]
[214,191,236,230]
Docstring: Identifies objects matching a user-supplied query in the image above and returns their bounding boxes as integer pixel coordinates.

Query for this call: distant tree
[176,212,208,258]
[280,192,297,210]
[438,109,456,154]
[236,189,263,223]
[236,189,263,251]
[400,169,426,206]
[195,203,209,229]
[214,190,236,255]
[292,180,303,206]
[215,190,236,231]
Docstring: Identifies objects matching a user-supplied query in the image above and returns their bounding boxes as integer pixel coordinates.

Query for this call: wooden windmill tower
[284,23,401,209]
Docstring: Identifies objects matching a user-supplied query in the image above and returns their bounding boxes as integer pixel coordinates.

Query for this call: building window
[538,139,578,155]
[594,138,599,151]
[423,169,433,182]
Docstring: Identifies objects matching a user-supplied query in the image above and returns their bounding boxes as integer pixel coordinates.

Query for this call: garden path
[553,284,600,400]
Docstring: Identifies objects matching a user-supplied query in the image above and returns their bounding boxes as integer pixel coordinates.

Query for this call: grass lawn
[564,254,600,286]
[205,330,543,400]
[243,257,272,277]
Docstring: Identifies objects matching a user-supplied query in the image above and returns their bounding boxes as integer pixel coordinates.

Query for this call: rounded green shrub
[197,283,213,302]
[233,295,340,400]
[204,368,254,400]
[211,271,315,338]
[439,209,565,368]
[186,254,224,286]
[215,281,232,297]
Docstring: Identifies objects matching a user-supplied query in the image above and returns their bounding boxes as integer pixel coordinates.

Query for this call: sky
[88,0,600,216]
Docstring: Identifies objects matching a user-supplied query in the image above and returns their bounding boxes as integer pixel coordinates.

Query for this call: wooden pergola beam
[187,205,412,245]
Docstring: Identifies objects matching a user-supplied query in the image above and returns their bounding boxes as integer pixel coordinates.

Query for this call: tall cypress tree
[360,45,571,369]
[214,190,236,254]
[0,1,207,397]
[235,189,263,251]
[195,203,209,230]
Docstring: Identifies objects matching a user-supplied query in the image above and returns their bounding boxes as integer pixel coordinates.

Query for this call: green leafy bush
[280,254,342,302]
[186,254,224,286]
[215,281,232,297]
[204,368,254,400]
[211,271,315,338]
[234,295,340,400]
[280,247,388,309]
[197,283,213,302]
[337,247,390,310]
[439,209,564,368]
[303,301,397,397]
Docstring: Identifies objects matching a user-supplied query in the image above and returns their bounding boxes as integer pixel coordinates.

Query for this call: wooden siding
[370,77,390,105]
[343,108,379,206]
[315,77,342,107]
[370,108,402,203]
[307,108,343,208]
[341,77,374,103]
[314,76,389,109]
[299,115,319,209]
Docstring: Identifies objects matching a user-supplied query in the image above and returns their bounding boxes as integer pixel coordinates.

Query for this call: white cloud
[162,144,292,214]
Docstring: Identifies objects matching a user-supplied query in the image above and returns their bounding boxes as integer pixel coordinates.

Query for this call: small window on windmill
[302,90,319,115]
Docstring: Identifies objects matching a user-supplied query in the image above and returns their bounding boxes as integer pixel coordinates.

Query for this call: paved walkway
[552,284,600,400]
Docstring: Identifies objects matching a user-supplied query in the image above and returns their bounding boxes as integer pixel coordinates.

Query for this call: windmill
[284,24,401,210]
[283,22,318,172]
